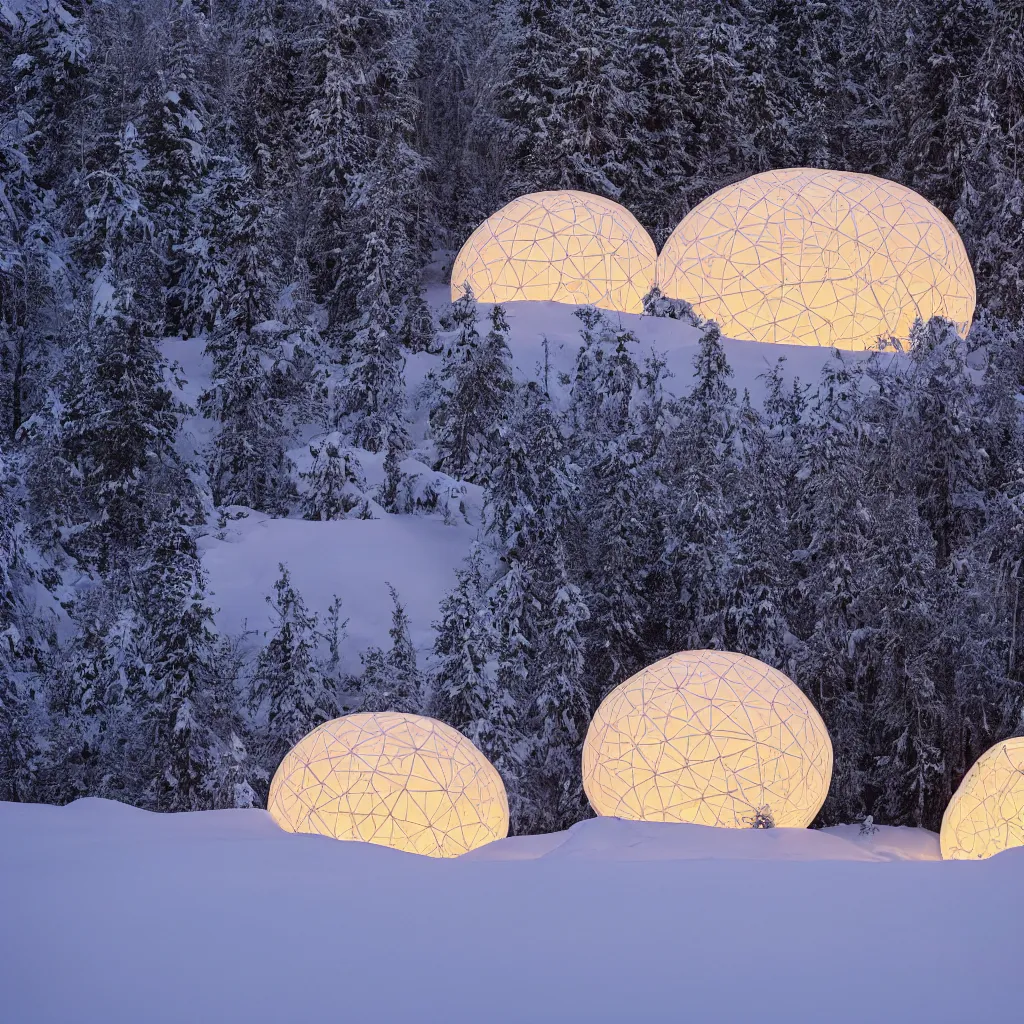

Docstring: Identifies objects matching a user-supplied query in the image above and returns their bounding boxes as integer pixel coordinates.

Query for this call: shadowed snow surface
[1,799,1020,1024]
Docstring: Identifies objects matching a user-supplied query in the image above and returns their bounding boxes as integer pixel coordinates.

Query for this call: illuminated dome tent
[451,190,656,314]
[268,712,509,858]
[940,737,1024,860]
[656,168,976,350]
[582,650,833,828]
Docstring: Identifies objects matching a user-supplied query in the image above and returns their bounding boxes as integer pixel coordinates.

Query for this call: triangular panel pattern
[582,650,833,828]
[940,737,1024,860]
[268,713,509,858]
[451,191,657,314]
[657,168,976,350]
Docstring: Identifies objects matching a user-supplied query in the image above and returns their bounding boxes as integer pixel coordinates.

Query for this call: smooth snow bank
[822,821,943,861]
[465,815,939,863]
[1,800,1020,1024]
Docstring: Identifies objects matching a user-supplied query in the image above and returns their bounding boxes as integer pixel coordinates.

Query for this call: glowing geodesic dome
[656,168,976,350]
[582,650,833,828]
[268,713,509,858]
[451,190,657,314]
[940,737,1024,860]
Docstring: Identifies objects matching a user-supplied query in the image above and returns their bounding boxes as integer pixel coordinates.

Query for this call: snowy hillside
[1,798,1020,1024]
[196,279,865,667]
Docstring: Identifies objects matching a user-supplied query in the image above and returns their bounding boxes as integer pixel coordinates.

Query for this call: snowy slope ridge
[1,799,1020,1024]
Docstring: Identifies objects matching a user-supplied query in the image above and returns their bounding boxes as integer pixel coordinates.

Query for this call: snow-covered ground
[191,280,883,667]
[1,798,1020,1023]
[201,515,470,664]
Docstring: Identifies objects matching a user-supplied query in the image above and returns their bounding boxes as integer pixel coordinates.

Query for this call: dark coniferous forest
[2,0,1024,834]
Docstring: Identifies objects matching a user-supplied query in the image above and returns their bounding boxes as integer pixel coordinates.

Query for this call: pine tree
[432,544,493,727]
[59,276,190,565]
[133,515,243,811]
[142,0,212,332]
[358,584,422,713]
[666,322,738,650]
[893,0,993,220]
[238,0,310,194]
[621,0,702,240]
[689,0,759,186]
[304,0,425,325]
[78,122,153,279]
[726,391,792,667]
[302,0,373,314]
[250,564,335,773]
[0,8,67,439]
[11,0,92,199]
[500,0,564,194]
[0,451,45,802]
[202,326,294,513]
[486,381,576,559]
[967,0,1024,316]
[341,240,410,453]
[178,159,278,339]
[584,425,665,698]
[502,0,636,197]
[198,205,302,515]
[856,495,946,827]
[416,0,512,240]
[903,317,985,568]
[44,577,147,805]
[792,352,868,823]
[400,275,437,353]
[433,302,514,482]
[529,539,591,831]
[432,544,524,822]
[301,434,366,519]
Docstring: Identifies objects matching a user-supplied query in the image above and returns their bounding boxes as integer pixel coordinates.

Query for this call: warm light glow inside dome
[940,737,1024,861]
[451,190,657,314]
[268,713,509,858]
[582,650,833,828]
[656,168,976,350]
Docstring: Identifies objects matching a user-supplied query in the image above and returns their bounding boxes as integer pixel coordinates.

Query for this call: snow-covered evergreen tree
[178,159,278,339]
[358,584,422,713]
[433,301,514,482]
[58,276,190,565]
[432,544,492,728]
[666,321,738,651]
[249,564,336,772]
[529,539,591,831]
[486,380,576,559]
[301,434,365,520]
[725,391,792,668]
[133,515,247,811]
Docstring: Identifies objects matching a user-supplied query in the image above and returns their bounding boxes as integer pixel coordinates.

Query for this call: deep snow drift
[1,799,1020,1024]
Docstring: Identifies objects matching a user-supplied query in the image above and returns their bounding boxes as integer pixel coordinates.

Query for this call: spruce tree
[530,539,591,832]
[726,392,792,667]
[133,516,237,812]
[358,584,422,713]
[59,277,189,565]
[250,564,335,773]
[666,322,738,650]
[433,302,514,483]
[301,434,366,520]
[141,0,212,332]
